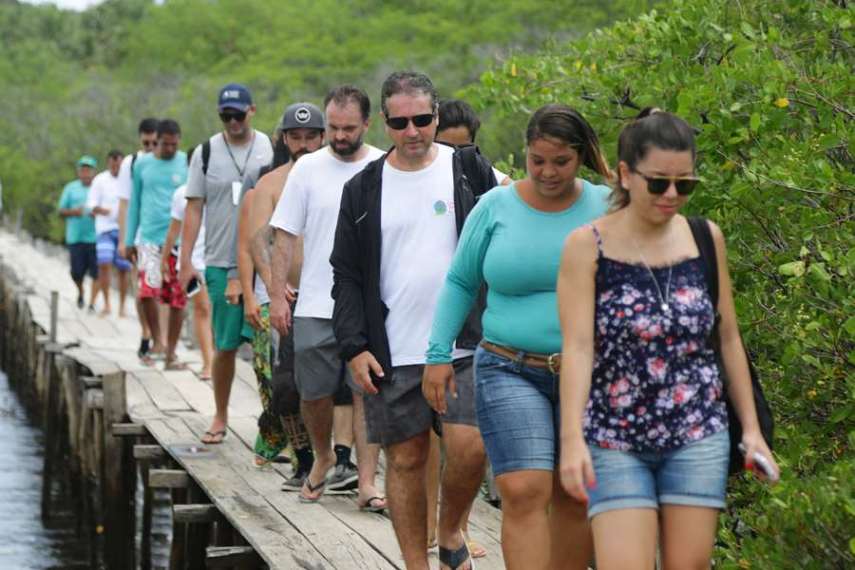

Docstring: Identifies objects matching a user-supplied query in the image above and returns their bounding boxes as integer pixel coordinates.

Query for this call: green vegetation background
[2,0,853,566]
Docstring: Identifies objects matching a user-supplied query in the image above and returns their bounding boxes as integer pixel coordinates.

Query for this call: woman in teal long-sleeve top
[423,104,611,570]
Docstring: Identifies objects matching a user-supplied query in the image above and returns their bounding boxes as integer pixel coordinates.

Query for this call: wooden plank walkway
[0,230,505,569]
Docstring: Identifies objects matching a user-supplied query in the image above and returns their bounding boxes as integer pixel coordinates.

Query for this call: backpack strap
[130,152,138,175]
[455,144,497,197]
[688,216,719,310]
[201,140,211,176]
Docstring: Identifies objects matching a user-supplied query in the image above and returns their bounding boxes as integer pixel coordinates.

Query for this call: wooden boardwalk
[0,229,504,569]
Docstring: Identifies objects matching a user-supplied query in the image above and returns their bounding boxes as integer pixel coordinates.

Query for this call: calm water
[0,370,89,569]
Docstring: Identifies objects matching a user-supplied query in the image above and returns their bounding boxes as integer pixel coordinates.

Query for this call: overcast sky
[23,0,106,10]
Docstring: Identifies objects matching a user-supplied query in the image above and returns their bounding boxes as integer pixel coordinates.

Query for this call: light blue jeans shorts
[587,429,730,519]
[474,346,560,476]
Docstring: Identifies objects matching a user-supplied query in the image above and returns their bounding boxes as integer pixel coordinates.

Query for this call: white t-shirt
[380,144,472,366]
[170,185,206,273]
[86,170,122,234]
[117,150,147,201]
[270,145,383,319]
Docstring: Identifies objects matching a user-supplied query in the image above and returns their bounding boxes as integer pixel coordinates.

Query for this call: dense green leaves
[467,0,853,565]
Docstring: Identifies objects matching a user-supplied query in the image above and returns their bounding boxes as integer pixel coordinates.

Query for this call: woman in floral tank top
[556,110,779,569]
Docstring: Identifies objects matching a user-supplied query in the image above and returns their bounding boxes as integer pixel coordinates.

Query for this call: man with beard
[236,102,323,482]
[178,83,273,444]
[330,72,496,570]
[269,86,385,512]
[124,119,189,370]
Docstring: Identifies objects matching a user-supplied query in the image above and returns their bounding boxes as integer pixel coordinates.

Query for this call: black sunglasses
[385,113,435,130]
[219,110,247,123]
[634,171,700,196]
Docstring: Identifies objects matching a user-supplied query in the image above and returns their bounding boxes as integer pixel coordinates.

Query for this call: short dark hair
[380,71,437,115]
[156,119,181,137]
[612,108,696,209]
[437,99,481,142]
[323,85,371,121]
[138,118,158,134]
[525,104,610,179]
[106,149,123,159]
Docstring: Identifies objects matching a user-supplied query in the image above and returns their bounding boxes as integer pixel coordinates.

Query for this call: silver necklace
[631,235,673,314]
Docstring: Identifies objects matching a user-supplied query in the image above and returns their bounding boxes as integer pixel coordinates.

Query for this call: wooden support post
[101,371,134,570]
[170,484,187,570]
[205,546,262,568]
[112,422,148,436]
[40,353,64,522]
[49,290,58,343]
[185,485,212,569]
[139,457,153,570]
[173,503,219,524]
[133,444,166,460]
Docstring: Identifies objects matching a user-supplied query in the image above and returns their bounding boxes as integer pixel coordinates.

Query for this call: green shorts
[205,266,245,351]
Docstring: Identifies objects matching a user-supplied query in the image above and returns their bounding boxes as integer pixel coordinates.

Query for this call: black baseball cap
[218,83,253,112]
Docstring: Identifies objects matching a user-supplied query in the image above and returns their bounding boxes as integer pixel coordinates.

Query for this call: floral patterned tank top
[584,225,728,453]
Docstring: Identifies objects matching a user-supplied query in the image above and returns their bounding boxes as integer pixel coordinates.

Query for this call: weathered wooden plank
[205,545,261,568]
[207,416,398,569]
[64,346,122,377]
[150,469,190,489]
[163,369,217,416]
[145,417,328,570]
[112,422,148,436]
[131,369,191,412]
[173,503,220,524]
[134,444,166,460]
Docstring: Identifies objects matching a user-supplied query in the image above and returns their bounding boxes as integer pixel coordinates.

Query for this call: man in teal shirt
[124,119,189,368]
[58,155,99,310]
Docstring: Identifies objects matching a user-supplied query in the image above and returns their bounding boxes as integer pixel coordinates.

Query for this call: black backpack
[688,217,774,475]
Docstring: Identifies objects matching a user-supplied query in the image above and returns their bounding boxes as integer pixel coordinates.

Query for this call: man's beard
[332,135,362,157]
[291,149,310,162]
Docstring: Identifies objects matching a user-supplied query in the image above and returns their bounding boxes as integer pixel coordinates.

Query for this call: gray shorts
[293,317,359,402]
[365,356,477,447]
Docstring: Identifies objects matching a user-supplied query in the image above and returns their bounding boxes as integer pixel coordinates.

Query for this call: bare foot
[118,309,127,318]
[99,308,111,318]
[463,530,487,558]
[200,368,212,381]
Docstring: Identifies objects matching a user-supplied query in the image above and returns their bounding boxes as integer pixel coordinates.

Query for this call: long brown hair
[526,104,611,180]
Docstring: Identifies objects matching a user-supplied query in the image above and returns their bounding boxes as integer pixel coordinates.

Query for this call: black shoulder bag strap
[457,144,497,198]
[201,140,212,176]
[688,216,774,474]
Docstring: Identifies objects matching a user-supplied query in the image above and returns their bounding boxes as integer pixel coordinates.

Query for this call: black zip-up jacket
[330,145,497,377]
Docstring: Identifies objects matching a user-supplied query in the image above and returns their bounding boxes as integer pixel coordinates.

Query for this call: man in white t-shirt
[117,118,159,358]
[87,149,132,317]
[269,86,385,512]
[330,72,492,570]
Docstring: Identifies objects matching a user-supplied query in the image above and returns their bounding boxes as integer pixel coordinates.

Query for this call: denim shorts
[474,346,560,476]
[587,429,730,519]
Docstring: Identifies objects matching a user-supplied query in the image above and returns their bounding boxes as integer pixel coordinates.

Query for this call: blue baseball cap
[76,155,98,168]
[218,83,253,112]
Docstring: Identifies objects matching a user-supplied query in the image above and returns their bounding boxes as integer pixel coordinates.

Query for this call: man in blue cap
[58,155,99,310]
[179,83,273,443]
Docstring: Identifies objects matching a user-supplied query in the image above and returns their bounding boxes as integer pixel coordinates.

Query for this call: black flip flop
[201,430,227,444]
[439,538,474,570]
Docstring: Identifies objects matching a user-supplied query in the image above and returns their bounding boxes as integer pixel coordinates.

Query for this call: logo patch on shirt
[433,200,449,216]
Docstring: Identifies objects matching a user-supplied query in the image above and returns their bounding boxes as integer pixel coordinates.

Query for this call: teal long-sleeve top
[125,152,187,247]
[426,181,611,363]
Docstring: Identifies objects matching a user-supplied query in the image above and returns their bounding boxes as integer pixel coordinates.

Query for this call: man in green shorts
[178,83,273,444]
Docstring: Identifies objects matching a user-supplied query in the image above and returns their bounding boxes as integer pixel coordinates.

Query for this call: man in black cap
[179,83,274,444]
[237,102,325,483]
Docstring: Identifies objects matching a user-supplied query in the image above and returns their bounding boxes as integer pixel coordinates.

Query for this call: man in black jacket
[330,71,495,570]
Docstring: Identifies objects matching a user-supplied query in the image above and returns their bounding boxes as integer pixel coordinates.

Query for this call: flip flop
[439,533,474,570]
[462,531,487,559]
[357,496,387,513]
[164,359,188,371]
[199,372,212,381]
[139,353,156,367]
[201,430,227,444]
[298,467,334,503]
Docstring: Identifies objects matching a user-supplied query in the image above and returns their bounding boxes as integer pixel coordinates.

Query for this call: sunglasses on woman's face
[634,170,700,195]
[385,113,435,130]
[219,110,248,123]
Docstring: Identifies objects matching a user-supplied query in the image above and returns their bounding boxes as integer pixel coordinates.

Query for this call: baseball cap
[279,102,325,131]
[76,155,98,168]
[217,83,253,111]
